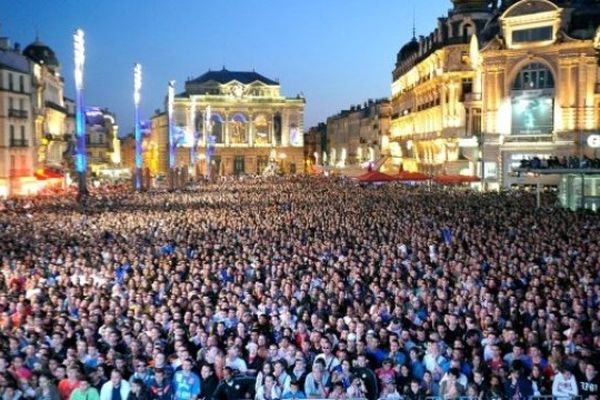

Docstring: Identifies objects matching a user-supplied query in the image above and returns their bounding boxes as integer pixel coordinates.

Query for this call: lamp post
[73,29,88,197]
[167,80,175,190]
[133,63,143,191]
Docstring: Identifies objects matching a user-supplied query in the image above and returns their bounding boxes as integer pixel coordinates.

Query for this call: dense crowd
[0,177,599,400]
[518,156,600,170]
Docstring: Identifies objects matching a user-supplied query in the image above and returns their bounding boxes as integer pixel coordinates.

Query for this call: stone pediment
[503,0,559,18]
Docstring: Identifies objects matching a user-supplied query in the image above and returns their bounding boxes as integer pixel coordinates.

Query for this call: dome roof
[23,40,60,69]
[452,0,490,12]
[397,37,419,63]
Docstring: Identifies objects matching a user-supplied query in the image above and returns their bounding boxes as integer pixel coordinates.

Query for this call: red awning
[433,174,481,185]
[356,170,396,183]
[35,168,64,180]
[394,171,430,181]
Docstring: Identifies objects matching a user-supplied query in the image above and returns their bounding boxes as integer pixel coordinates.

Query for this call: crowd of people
[518,155,600,170]
[0,177,599,400]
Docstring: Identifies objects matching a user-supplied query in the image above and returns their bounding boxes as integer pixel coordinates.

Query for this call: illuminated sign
[588,134,600,148]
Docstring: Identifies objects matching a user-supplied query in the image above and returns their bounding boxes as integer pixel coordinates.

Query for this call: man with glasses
[130,359,154,388]
[314,338,339,373]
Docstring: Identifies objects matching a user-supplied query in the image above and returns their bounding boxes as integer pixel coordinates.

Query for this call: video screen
[511,95,553,135]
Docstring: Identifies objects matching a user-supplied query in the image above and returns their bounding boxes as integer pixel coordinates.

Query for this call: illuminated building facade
[388,0,600,188]
[326,99,391,168]
[24,39,70,169]
[147,68,305,176]
[0,38,36,196]
[83,108,120,172]
[304,122,327,171]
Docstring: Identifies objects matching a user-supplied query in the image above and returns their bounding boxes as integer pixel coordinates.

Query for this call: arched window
[512,63,555,91]
[230,113,248,144]
[210,114,224,143]
[254,114,270,145]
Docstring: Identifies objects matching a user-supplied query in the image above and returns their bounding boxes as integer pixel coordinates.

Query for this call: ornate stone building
[147,68,305,176]
[23,39,70,169]
[388,0,600,188]
[326,99,391,168]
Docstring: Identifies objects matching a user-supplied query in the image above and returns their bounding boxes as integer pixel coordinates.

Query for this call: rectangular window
[234,156,245,175]
[473,108,482,135]
[8,73,13,91]
[19,76,24,92]
[512,26,553,43]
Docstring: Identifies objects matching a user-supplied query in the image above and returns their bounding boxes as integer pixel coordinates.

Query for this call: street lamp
[133,63,143,191]
[73,28,88,197]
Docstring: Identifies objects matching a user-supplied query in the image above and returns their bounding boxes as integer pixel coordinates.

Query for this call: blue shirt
[173,371,201,400]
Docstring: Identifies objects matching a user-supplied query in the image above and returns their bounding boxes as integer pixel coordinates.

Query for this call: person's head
[581,360,595,377]
[409,379,420,393]
[38,374,51,389]
[79,376,90,391]
[274,360,286,375]
[154,368,165,383]
[67,368,79,381]
[136,359,147,374]
[289,381,300,393]
[182,358,193,373]
[223,366,234,381]
[382,358,393,370]
[561,366,573,379]
[131,378,143,393]
[110,370,122,386]
[264,374,275,387]
[200,365,213,379]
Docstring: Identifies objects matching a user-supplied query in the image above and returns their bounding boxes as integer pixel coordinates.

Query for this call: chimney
[14,42,20,52]
[0,37,10,50]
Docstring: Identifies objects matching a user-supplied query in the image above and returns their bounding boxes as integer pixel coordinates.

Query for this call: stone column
[249,114,255,147]
[224,113,230,146]
[281,110,290,147]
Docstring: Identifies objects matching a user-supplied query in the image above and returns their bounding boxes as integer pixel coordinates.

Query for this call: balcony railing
[10,139,29,147]
[463,92,482,102]
[8,109,28,119]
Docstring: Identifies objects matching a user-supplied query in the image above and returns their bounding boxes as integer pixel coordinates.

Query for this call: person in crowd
[172,359,200,400]
[578,361,599,400]
[58,368,80,400]
[148,369,172,400]
[35,374,60,400]
[552,365,579,399]
[345,375,367,399]
[281,380,306,400]
[255,374,280,400]
[100,371,130,400]
[70,376,99,400]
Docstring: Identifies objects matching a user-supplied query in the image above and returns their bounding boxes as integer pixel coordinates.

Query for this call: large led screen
[511,95,553,135]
